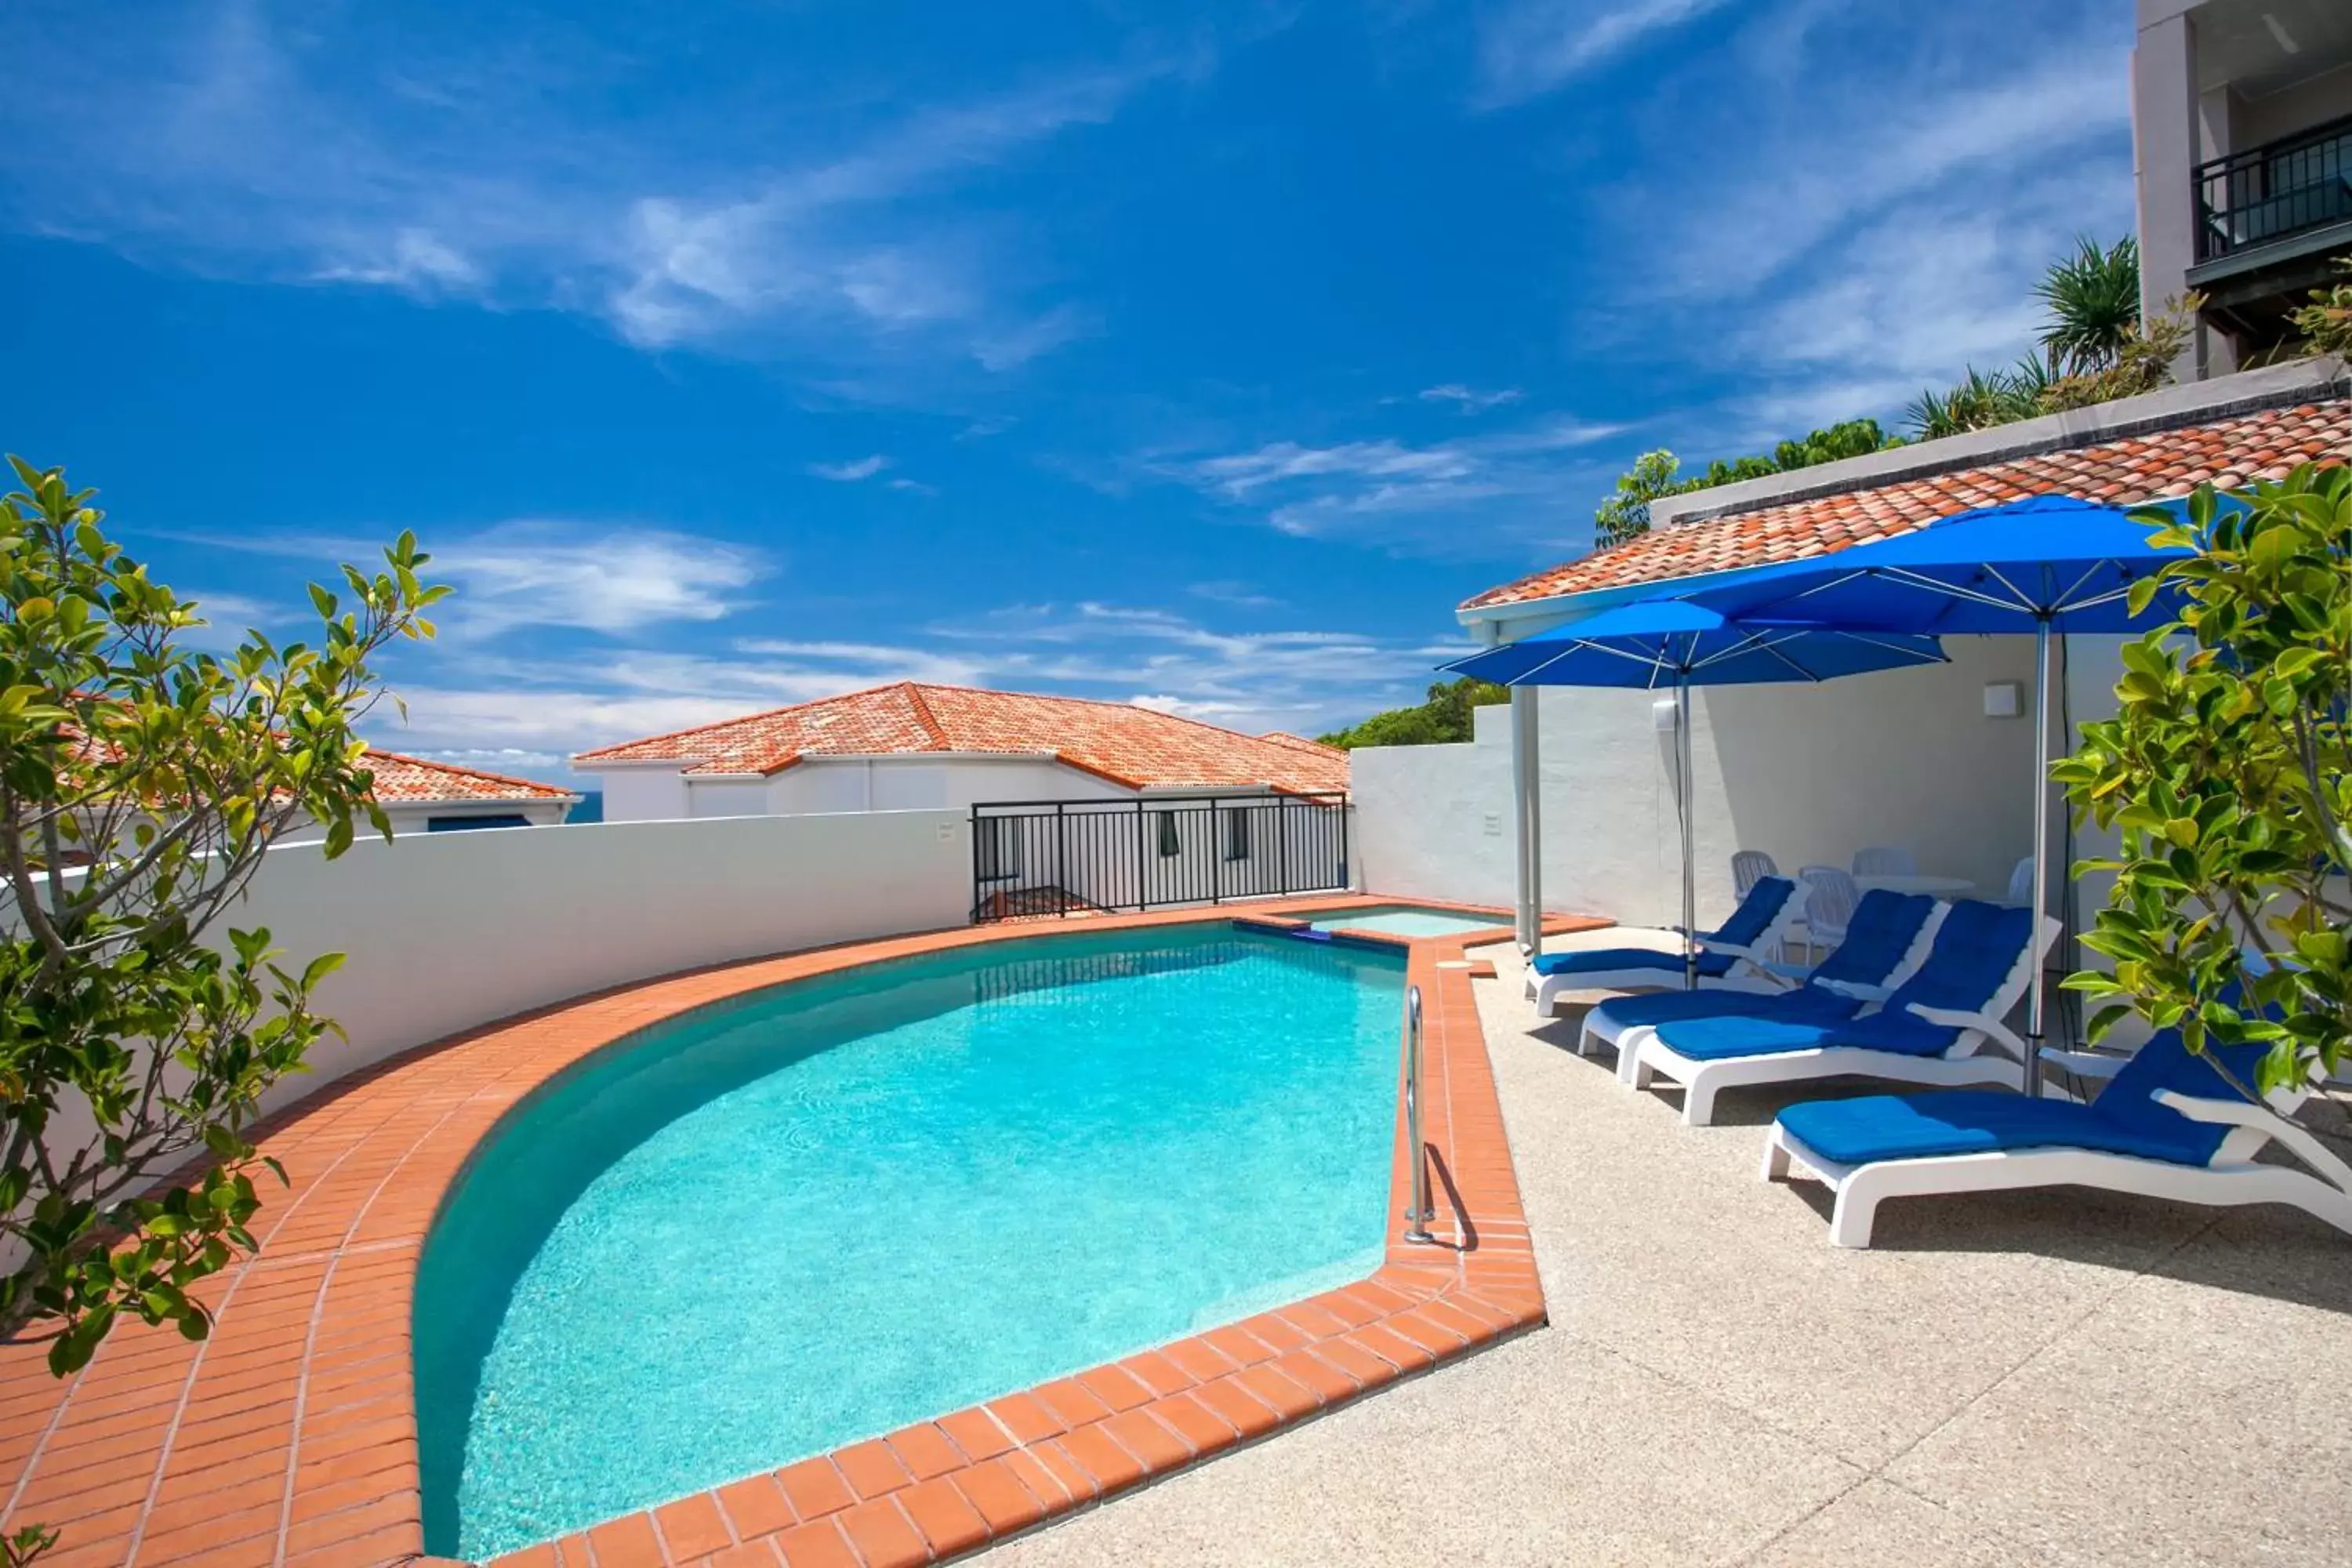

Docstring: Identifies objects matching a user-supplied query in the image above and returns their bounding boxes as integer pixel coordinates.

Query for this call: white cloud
[1188,580,1281,609]
[1418,383,1524,412]
[808,455,890,481]
[1159,416,1626,545]
[1587,18,2136,447]
[1640,45,2130,303]
[973,303,1098,371]
[0,5,1166,379]
[314,227,480,291]
[375,596,1461,759]
[373,686,764,753]
[432,521,766,636]
[1475,0,1736,107]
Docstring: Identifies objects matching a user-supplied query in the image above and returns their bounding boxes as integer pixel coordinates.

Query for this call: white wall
[230,809,971,1115]
[601,754,1142,823]
[278,797,572,846]
[1355,637,2054,927]
[601,767,691,822]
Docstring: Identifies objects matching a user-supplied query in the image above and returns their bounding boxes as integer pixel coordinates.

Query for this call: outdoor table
[1855,873,1976,898]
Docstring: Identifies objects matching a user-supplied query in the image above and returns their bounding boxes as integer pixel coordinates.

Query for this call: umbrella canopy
[1685,492,2196,1093]
[1446,598,1947,688]
[1687,495,2192,633]
[1446,597,1947,988]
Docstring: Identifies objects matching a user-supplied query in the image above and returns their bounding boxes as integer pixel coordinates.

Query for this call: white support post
[1512,686,1542,953]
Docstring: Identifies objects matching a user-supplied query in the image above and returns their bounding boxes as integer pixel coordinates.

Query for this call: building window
[1156,810,1181,858]
[426,813,533,833]
[977,816,1022,881]
[1223,808,1250,861]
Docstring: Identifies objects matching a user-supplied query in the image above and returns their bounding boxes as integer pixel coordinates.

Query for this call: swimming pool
[1308,905,1511,940]
[412,926,1406,1559]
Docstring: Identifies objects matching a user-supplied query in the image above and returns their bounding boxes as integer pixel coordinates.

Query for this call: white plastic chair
[1731,850,1780,898]
[2005,855,2036,906]
[1799,866,1860,955]
[1853,846,1918,877]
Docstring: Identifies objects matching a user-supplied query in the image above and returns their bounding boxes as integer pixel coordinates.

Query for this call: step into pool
[413,925,1405,1559]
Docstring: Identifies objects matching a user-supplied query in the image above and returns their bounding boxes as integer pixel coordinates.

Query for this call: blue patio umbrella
[1688,494,2196,1086]
[1446,598,1947,988]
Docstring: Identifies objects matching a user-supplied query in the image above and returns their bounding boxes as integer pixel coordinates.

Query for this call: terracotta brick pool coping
[0,895,1610,1568]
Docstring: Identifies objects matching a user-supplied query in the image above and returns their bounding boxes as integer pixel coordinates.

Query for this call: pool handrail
[1403,985,1436,1244]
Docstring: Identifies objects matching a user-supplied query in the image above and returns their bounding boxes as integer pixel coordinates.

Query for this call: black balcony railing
[2195,112,2352,264]
[969,791,1349,924]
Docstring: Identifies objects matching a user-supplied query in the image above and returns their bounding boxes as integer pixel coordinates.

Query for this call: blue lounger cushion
[1778,1024,2276,1170]
[1596,983,1864,1033]
[1652,901,2036,1062]
[1533,946,1738,979]
[1805,891,1939,991]
[1777,1092,2219,1167]
[1533,876,1798,980]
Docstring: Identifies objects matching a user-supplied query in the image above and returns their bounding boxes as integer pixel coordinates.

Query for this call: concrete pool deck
[980,935,2352,1567]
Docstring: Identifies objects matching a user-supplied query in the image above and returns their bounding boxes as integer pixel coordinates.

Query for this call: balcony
[2194,111,2352,269]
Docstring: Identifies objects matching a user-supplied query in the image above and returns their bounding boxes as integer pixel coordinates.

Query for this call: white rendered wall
[600,768,691,822]
[278,797,571,846]
[1354,637,2051,927]
[606,756,1140,822]
[230,809,972,1115]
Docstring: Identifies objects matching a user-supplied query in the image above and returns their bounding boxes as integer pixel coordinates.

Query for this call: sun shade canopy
[1686,495,2194,634]
[1443,597,1947,688]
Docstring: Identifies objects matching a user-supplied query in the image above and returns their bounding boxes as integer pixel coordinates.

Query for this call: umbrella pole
[1679,678,1696,990]
[2026,619,2052,1097]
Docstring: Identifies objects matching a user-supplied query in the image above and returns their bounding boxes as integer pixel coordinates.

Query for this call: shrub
[2055,462,2350,1096]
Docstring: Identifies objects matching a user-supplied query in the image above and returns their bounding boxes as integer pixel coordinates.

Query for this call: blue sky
[1,0,2132,783]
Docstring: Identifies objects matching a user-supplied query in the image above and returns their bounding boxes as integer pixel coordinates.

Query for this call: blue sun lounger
[1527,876,1803,1016]
[1763,1022,2352,1246]
[1576,890,1944,1061]
[1618,901,2056,1126]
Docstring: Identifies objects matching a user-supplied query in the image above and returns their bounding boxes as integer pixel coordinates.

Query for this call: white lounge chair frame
[1762,1080,2352,1248]
[1616,913,2060,1126]
[1526,882,1806,1018]
[1575,900,1950,1060]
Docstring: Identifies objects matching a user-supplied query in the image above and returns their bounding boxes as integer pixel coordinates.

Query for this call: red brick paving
[0,895,1607,1566]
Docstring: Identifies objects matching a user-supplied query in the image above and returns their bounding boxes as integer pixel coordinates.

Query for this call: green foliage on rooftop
[1593,419,1900,550]
[1319,677,1509,749]
[2056,461,2350,1098]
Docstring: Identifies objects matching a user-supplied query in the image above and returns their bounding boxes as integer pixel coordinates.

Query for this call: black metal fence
[970,792,1349,923]
[2195,112,2352,263]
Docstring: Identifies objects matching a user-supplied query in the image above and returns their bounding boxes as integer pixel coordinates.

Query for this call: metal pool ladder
[1403,985,1436,1245]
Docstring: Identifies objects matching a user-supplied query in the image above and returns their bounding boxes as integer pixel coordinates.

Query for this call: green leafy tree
[0,459,448,1381]
[2034,234,2143,376]
[1320,677,1509,749]
[2053,463,2350,1097]
[1594,448,1686,549]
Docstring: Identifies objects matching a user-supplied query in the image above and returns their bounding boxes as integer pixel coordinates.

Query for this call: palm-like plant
[1904,359,2049,441]
[2034,236,2142,376]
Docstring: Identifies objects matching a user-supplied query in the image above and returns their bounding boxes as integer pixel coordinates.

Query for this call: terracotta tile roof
[362,750,578,804]
[1462,400,2351,612]
[574,683,1352,794]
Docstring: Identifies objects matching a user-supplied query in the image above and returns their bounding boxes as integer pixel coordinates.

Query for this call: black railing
[970,791,1349,924]
[2195,112,2352,263]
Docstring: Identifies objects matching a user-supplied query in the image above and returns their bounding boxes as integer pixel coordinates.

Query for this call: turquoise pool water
[413,927,1405,1559]
[1309,906,1507,939]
